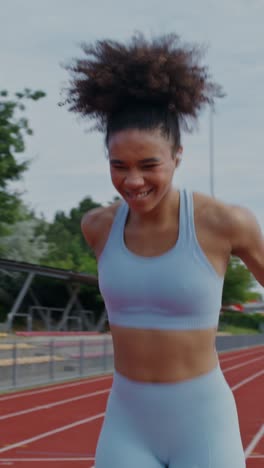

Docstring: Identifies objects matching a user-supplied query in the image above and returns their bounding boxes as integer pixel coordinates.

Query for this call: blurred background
[0,0,264,391]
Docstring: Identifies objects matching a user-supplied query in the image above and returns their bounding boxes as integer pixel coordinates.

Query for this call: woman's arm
[229,205,264,286]
[81,207,106,251]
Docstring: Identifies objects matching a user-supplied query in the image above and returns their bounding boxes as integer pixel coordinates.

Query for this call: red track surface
[0,345,263,467]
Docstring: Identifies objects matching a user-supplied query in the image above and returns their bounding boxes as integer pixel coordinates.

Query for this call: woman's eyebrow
[109,159,125,164]
[139,158,160,164]
[110,157,160,164]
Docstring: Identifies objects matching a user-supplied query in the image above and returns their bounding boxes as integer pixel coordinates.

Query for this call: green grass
[218,325,260,335]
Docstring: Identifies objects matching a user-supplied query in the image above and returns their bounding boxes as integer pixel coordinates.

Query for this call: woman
[64,34,264,467]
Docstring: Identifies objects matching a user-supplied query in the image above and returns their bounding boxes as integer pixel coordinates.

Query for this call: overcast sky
[1,0,263,219]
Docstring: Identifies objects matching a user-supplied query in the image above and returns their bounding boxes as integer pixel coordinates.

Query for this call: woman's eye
[112,165,157,170]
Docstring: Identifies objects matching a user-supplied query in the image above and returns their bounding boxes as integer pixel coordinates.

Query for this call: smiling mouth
[125,188,153,200]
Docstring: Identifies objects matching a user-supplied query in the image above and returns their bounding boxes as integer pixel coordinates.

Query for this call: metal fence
[0,333,263,392]
[0,334,114,392]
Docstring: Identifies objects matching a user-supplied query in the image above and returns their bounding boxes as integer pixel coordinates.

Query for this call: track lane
[223,359,264,388]
[0,393,107,449]
[0,379,112,418]
[220,346,264,363]
[0,345,263,467]
[235,376,264,453]
[0,374,112,402]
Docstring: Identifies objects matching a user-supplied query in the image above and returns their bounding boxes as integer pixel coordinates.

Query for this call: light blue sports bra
[98,188,224,330]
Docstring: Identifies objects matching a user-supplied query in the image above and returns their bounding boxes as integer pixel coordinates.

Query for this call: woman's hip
[107,363,240,435]
[100,362,245,465]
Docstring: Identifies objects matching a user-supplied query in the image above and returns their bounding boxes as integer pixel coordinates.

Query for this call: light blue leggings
[95,363,246,467]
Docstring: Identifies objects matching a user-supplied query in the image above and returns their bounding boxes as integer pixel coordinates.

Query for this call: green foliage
[0,192,21,242]
[0,88,46,242]
[0,269,26,321]
[219,311,264,330]
[0,194,104,324]
[39,196,101,273]
[217,324,259,335]
[222,257,259,305]
[0,204,49,263]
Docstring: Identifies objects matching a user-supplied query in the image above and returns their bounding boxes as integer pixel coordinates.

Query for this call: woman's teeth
[127,189,152,199]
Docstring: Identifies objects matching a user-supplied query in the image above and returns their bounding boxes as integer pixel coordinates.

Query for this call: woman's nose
[124,174,145,189]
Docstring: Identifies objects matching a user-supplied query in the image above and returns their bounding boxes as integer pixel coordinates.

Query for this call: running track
[0,345,263,467]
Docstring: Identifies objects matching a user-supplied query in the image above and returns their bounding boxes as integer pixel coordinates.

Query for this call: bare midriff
[110,324,219,383]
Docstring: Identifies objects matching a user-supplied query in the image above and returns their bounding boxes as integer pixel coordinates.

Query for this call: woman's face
[108,128,182,212]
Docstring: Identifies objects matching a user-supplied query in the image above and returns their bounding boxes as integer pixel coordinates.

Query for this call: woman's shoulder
[192,191,264,285]
[81,200,122,250]
[193,190,230,218]
[192,190,257,239]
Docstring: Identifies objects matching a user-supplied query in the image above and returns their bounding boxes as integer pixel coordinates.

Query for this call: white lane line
[231,369,264,391]
[0,412,105,454]
[0,375,112,401]
[0,388,110,421]
[0,365,263,459]
[220,348,264,363]
[223,355,264,373]
[244,424,264,459]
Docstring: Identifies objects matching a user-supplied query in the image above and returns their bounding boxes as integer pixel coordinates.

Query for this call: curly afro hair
[63,33,223,150]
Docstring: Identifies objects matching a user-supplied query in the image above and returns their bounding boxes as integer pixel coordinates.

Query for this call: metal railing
[0,334,114,392]
[0,333,263,392]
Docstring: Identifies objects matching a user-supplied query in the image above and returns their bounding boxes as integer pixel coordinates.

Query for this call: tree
[0,196,103,324]
[39,196,101,273]
[0,88,46,248]
[222,256,261,305]
[1,204,49,263]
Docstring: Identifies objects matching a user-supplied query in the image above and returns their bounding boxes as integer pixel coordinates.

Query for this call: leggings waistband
[112,361,230,403]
